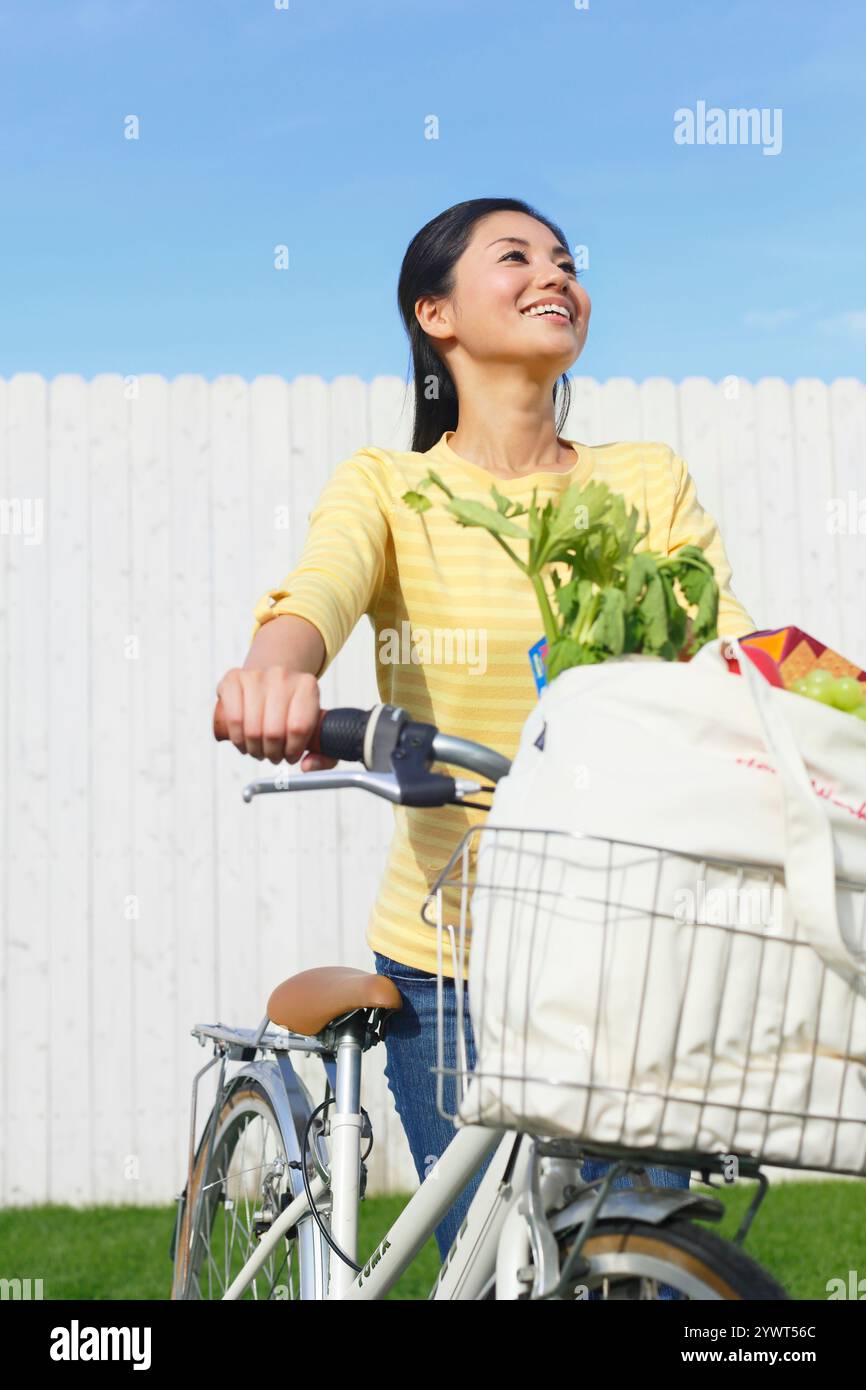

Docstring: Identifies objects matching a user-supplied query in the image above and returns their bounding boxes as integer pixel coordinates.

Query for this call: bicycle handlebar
[214,702,364,760]
[212,696,512,807]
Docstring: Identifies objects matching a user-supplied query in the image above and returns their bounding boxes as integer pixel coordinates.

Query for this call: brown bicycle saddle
[267,966,403,1035]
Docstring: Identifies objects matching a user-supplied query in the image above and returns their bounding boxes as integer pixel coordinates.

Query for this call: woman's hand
[214,666,338,769]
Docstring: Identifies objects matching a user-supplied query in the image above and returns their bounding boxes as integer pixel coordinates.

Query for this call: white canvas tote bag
[459,638,866,1172]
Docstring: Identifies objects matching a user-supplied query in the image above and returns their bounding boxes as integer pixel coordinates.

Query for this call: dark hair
[397,197,574,455]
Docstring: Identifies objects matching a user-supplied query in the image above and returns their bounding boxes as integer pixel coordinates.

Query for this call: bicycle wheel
[550,1217,790,1300]
[172,1081,305,1300]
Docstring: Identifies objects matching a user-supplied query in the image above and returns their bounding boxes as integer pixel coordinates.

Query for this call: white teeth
[521,304,570,319]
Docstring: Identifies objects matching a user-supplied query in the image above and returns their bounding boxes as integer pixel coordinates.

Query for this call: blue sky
[1,0,863,383]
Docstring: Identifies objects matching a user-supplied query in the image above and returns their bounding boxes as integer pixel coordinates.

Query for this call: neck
[444,371,568,477]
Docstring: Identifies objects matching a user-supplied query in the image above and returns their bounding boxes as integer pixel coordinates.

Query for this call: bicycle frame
[214,1120,513,1300]
[201,1014,516,1301]
[184,1013,717,1302]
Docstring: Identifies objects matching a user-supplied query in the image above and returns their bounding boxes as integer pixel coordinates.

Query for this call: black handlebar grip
[313,707,372,763]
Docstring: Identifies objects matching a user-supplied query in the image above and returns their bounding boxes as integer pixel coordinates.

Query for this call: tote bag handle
[727,637,866,986]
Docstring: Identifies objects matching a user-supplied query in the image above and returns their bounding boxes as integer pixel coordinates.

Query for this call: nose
[531,252,588,323]
[531,257,575,303]
[538,263,570,290]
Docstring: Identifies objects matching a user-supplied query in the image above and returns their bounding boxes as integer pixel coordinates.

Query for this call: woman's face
[418,210,591,376]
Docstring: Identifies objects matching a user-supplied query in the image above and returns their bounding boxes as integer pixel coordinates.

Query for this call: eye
[499,248,581,276]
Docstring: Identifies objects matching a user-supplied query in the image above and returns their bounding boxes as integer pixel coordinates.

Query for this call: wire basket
[422,823,866,1177]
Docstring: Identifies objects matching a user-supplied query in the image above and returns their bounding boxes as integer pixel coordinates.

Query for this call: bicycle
[170,699,792,1300]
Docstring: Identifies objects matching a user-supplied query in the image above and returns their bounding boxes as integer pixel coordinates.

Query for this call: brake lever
[241,768,492,807]
[243,769,405,803]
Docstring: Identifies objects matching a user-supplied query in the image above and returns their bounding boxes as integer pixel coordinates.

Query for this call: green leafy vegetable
[402,469,719,680]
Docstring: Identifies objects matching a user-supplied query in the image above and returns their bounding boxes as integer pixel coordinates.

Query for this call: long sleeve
[250,450,390,677]
[666,450,756,640]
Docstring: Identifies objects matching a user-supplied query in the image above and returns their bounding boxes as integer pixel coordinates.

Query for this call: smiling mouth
[519,305,575,325]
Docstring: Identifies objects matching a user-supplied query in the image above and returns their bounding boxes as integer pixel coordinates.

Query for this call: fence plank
[599,378,641,443]
[210,375,261,1031]
[45,375,91,1202]
[88,374,135,1201]
[717,380,765,627]
[791,380,843,652]
[564,375,602,445]
[828,380,866,668]
[640,377,681,457]
[4,374,50,1203]
[169,373,219,1192]
[128,375,177,1201]
[754,378,801,635]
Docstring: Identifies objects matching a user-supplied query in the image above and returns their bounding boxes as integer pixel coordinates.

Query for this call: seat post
[327,1011,367,1298]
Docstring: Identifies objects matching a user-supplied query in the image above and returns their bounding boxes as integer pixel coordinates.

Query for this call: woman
[217,197,756,1284]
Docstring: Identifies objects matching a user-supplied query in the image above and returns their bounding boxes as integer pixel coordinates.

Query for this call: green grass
[0,1195,440,1301]
[1,1181,862,1300]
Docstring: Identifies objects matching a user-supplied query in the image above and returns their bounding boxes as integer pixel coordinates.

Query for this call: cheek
[458,278,521,344]
[452,274,515,335]
[486,269,523,315]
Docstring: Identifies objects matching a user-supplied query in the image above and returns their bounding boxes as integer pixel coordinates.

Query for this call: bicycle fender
[224,1058,312,1174]
[550,1186,725,1238]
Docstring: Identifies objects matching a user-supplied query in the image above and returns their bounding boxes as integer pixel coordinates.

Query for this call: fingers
[278,672,314,764]
[261,668,296,764]
[216,669,256,755]
[215,667,323,765]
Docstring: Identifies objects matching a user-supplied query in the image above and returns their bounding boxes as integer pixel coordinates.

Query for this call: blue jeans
[373,950,690,1297]
[373,950,490,1260]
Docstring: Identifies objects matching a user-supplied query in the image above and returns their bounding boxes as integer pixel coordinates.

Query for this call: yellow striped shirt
[251,430,756,977]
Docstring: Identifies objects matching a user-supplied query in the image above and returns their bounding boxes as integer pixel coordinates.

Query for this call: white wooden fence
[1,372,864,1207]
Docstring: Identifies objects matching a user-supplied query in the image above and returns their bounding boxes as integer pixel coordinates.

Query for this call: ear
[415,294,454,343]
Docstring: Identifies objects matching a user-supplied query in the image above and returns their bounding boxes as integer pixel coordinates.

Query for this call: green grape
[801,672,839,706]
[788,677,812,695]
[852,704,866,723]
[832,676,866,711]
[802,669,836,694]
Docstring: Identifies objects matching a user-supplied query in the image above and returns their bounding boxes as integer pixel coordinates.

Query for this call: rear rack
[190,1022,330,1059]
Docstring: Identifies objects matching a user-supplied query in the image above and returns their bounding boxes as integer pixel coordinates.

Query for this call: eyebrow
[486,235,573,258]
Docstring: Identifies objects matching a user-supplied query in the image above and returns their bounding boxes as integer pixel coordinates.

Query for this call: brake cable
[295,1093,374,1275]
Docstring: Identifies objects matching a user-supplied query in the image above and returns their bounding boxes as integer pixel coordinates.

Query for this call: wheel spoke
[177,1092,300,1301]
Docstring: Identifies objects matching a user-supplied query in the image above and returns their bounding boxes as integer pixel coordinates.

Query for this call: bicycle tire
[550,1216,790,1300]
[172,1081,305,1300]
